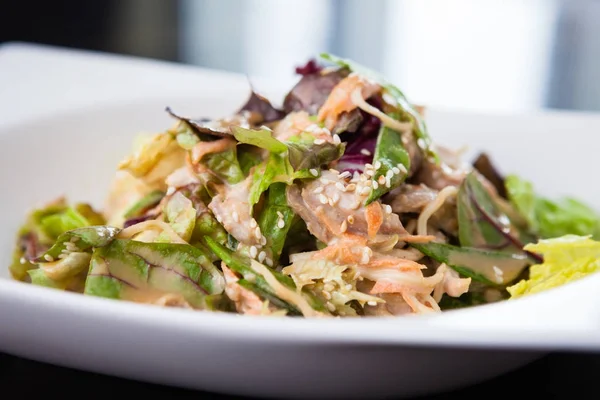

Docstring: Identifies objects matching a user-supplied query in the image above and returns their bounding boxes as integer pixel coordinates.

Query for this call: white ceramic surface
[1,43,600,399]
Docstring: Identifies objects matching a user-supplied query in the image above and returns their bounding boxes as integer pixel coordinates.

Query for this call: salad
[9,54,600,317]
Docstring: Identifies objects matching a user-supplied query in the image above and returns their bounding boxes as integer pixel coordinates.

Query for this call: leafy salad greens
[10,54,600,317]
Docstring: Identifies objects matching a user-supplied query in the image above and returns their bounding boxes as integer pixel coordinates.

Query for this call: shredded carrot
[365,202,384,239]
[317,75,380,130]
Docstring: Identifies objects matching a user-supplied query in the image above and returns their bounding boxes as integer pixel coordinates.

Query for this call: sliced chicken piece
[413,144,471,191]
[208,176,262,246]
[286,170,410,245]
[388,184,438,214]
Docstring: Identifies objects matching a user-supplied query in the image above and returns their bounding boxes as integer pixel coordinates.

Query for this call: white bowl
[1,43,599,399]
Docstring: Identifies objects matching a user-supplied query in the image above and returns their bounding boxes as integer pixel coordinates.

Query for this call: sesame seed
[372,181,379,189]
[331,192,340,204]
[261,236,267,246]
[374,161,382,170]
[309,168,319,177]
[364,169,374,177]
[249,246,258,258]
[232,211,239,223]
[19,257,26,264]
[340,220,348,233]
[250,219,257,228]
[365,163,373,170]
[417,138,426,148]
[326,302,336,312]
[360,186,371,195]
[258,251,267,263]
[338,171,351,179]
[352,171,360,181]
[335,182,345,191]
[70,236,78,243]
[328,198,335,206]
[265,257,274,267]
[378,175,386,184]
[385,177,391,188]
[322,127,332,136]
[386,170,394,180]
[333,134,341,145]
[216,215,223,223]
[254,226,262,239]
[347,215,355,224]
[329,168,339,174]
[277,219,285,229]
[397,163,408,173]
[346,183,356,191]
[345,284,353,291]
[166,187,176,196]
[384,204,392,214]
[322,291,332,300]
[324,283,334,292]
[314,138,326,145]
[44,254,54,262]
[360,149,371,156]
[392,167,400,174]
[276,211,283,218]
[367,300,377,306]
[364,180,372,187]
[319,194,329,204]
[361,247,371,264]
[313,186,324,194]
[58,253,67,259]
[305,124,319,133]
[320,177,332,184]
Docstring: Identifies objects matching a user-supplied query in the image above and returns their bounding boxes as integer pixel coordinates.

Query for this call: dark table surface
[1,350,597,399]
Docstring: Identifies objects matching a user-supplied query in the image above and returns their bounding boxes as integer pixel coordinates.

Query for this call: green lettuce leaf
[507,235,600,298]
[285,136,345,171]
[231,126,287,153]
[365,111,411,204]
[28,268,70,289]
[33,226,121,262]
[505,174,600,239]
[123,190,164,219]
[159,192,196,242]
[457,172,535,256]
[84,239,225,309]
[202,147,245,185]
[10,201,106,281]
[257,183,296,265]
[248,152,294,208]
[410,241,532,286]
[237,144,263,176]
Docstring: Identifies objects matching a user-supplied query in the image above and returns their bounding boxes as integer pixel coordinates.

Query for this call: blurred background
[1,0,599,113]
